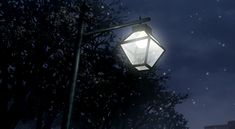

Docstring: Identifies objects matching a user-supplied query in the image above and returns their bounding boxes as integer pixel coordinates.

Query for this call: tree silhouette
[0,0,188,129]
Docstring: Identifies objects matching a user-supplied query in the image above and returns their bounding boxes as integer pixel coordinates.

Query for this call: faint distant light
[206,72,210,76]
[223,68,227,72]
[218,15,222,19]
[205,87,209,90]
[222,43,226,47]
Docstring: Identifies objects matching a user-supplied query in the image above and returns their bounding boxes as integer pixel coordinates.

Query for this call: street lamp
[62,2,165,129]
[121,24,165,71]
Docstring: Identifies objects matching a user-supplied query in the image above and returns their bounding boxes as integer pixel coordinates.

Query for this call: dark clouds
[123,0,235,129]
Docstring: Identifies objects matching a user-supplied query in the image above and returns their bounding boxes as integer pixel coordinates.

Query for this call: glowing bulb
[135,40,147,48]
[125,31,147,41]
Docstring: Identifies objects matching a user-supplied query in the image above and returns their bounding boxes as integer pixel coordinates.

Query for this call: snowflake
[223,68,227,72]
[168,69,171,72]
[191,99,196,105]
[99,94,103,98]
[163,72,167,76]
[190,30,195,34]
[81,112,85,116]
[45,46,50,52]
[8,65,16,73]
[87,118,92,123]
[43,63,48,69]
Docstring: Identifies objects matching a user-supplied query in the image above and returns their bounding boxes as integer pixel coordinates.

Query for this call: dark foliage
[0,0,188,129]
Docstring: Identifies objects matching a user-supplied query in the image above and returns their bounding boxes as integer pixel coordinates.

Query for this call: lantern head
[121,24,165,71]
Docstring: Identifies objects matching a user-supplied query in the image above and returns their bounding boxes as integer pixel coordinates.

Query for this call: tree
[0,0,188,129]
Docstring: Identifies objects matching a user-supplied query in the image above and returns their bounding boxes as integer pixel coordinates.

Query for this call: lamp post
[62,2,165,129]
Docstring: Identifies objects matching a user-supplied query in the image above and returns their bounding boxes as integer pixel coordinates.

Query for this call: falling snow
[163,72,167,76]
[192,99,197,105]
[202,104,206,107]
[190,30,195,34]
[223,68,227,72]
[43,63,48,69]
[8,65,16,73]
[168,69,172,72]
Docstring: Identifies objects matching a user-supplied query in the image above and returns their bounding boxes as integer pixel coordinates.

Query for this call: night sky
[123,0,235,129]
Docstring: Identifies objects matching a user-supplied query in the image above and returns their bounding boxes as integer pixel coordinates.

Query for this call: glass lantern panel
[147,38,164,67]
[121,39,148,65]
[124,31,148,41]
[135,66,149,71]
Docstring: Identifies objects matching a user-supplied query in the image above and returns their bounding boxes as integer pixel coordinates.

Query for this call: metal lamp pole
[62,2,151,129]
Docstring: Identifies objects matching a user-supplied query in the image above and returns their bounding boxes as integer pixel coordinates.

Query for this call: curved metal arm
[84,17,151,36]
